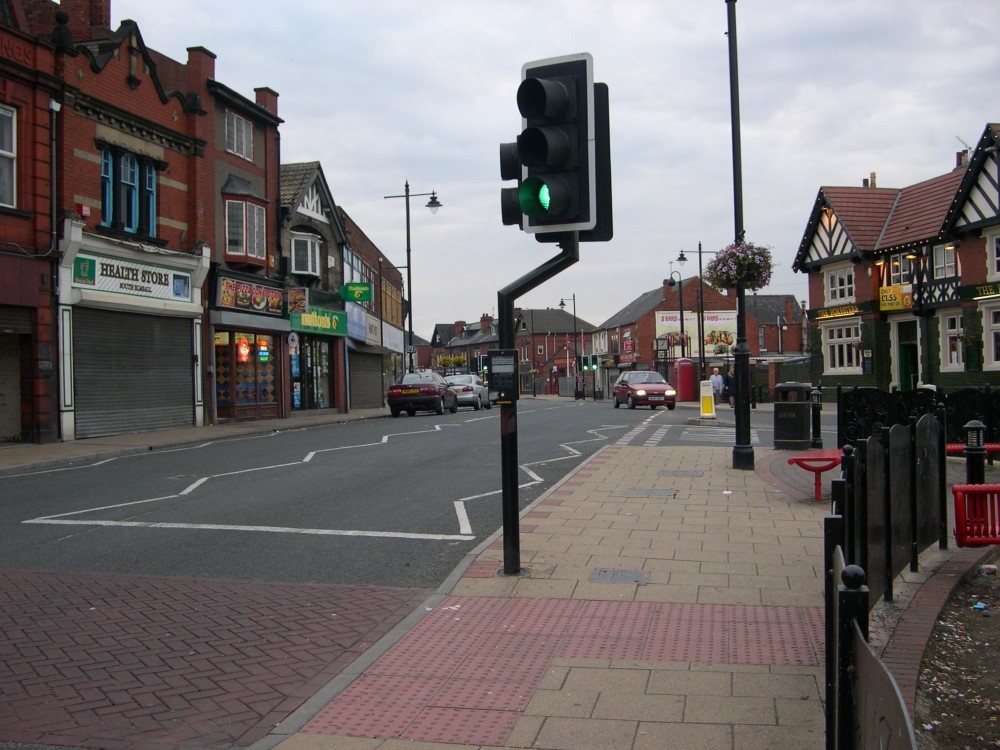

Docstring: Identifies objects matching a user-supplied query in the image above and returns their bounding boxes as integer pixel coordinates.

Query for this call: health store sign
[72,253,192,302]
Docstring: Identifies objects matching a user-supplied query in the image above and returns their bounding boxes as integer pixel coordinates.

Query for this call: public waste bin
[773,382,811,450]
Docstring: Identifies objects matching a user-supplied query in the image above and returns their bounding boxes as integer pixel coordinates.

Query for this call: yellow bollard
[699,380,717,419]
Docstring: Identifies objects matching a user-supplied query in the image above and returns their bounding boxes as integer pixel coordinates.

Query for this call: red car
[612,371,677,410]
[387,371,459,417]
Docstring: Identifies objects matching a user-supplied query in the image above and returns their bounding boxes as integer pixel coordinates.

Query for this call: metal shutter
[74,308,193,438]
[349,351,383,409]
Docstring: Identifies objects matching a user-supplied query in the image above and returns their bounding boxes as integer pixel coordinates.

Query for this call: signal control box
[487,349,519,404]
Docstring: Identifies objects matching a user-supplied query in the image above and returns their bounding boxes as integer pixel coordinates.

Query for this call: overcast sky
[114,0,1000,337]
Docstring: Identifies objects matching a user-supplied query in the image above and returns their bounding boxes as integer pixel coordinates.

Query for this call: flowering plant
[704,241,774,292]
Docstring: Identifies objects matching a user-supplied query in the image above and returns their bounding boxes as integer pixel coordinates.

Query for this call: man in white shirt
[710,367,724,403]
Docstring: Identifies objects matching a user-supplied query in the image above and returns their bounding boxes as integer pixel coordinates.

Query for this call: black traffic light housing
[500,53,596,235]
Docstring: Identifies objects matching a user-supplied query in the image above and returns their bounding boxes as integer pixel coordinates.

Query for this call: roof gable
[597,286,664,329]
[793,187,898,271]
[945,123,1000,234]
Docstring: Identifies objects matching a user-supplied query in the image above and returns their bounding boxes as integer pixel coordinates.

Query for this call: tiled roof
[877,167,966,250]
[280,162,319,207]
[517,308,596,334]
[597,286,664,329]
[821,187,900,251]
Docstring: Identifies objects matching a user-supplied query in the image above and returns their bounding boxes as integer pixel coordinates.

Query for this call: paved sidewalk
[1,399,989,749]
[260,443,831,750]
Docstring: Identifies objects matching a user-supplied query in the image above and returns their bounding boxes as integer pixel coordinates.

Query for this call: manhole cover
[591,569,650,584]
[659,470,704,477]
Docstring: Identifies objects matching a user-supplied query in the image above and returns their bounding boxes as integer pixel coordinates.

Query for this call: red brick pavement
[0,568,430,749]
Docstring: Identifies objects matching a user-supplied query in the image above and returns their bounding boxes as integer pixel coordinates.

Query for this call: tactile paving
[304,597,825,746]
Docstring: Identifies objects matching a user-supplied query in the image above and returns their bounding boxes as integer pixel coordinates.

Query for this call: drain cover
[659,469,704,477]
[627,488,677,498]
[591,569,650,584]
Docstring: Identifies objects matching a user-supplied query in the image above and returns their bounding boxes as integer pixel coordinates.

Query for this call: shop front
[288,305,346,411]
[346,303,388,409]
[210,271,287,422]
[57,219,210,440]
[0,253,56,443]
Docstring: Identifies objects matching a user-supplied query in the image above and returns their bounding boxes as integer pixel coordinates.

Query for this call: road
[0,398,837,749]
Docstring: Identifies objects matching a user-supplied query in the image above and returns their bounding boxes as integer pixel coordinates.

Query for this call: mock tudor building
[794,122,1000,394]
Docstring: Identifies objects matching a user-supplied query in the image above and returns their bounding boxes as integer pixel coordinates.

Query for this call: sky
[113,0,1000,338]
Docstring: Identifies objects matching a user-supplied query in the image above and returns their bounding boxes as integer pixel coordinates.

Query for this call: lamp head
[677,250,687,266]
[426,192,442,213]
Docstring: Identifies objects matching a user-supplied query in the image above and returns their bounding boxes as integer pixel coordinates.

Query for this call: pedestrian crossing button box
[487,349,519,404]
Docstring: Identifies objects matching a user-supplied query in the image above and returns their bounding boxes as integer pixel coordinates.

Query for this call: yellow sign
[816,304,861,320]
[879,285,912,312]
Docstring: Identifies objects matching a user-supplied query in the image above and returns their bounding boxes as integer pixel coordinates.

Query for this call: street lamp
[678,244,707,380]
[384,181,442,373]
[559,295,583,399]
[667,271,685,359]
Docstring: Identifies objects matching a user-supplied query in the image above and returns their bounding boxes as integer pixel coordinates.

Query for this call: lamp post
[678,244,707,380]
[667,271,685,359]
[560,295,582,399]
[727,0,754,470]
[384,181,441,373]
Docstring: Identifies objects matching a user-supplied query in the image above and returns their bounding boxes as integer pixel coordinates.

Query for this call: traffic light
[500,53,595,234]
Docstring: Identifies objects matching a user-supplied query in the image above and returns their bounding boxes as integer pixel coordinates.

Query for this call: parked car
[612,371,677,410]
[387,371,459,417]
[444,374,492,411]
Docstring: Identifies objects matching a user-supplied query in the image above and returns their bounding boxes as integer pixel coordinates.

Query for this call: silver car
[444,374,493,411]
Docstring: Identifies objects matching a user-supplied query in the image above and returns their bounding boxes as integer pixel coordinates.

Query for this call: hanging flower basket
[704,241,774,292]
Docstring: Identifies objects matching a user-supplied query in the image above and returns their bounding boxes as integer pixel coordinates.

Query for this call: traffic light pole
[498,233,580,575]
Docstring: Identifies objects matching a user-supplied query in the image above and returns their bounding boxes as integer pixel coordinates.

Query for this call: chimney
[59,0,111,41]
[870,171,877,188]
[957,150,969,169]
[862,178,869,188]
[454,321,466,339]
[480,313,493,333]
[255,87,279,116]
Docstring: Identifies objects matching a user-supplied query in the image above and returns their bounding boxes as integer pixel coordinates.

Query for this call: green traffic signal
[519,176,569,217]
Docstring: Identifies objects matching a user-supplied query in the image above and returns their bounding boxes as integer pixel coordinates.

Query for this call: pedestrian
[723,369,734,407]
[710,367,724,403]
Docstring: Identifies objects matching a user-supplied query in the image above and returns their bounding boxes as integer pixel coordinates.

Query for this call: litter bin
[773,382,811,450]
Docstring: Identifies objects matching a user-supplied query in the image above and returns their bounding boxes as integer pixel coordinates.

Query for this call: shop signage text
[73,253,192,302]
[216,277,283,315]
[816,304,861,320]
[290,306,347,336]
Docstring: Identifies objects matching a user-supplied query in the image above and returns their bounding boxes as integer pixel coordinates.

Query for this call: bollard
[810,385,823,449]
[965,419,986,485]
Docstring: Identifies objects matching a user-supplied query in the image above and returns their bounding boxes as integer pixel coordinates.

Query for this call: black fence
[824,411,945,749]
[838,384,1000,447]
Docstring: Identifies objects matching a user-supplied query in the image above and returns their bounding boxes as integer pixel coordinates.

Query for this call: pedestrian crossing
[615,424,762,447]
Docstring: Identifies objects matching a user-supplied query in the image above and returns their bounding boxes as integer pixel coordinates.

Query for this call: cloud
[116,0,1000,333]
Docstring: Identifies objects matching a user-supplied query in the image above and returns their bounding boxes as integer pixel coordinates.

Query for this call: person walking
[723,368,735,407]
[710,367,724,404]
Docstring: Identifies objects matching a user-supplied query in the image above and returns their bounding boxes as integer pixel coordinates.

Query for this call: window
[0,105,14,208]
[932,243,957,280]
[985,304,1000,371]
[821,320,861,372]
[888,253,915,286]
[988,232,1000,280]
[100,146,157,236]
[291,233,322,276]
[826,266,854,304]
[225,200,266,261]
[939,311,964,369]
[225,111,253,160]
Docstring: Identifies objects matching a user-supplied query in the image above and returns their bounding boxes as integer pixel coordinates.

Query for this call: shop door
[897,320,919,390]
[74,308,193,438]
[303,339,331,409]
[0,334,20,440]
